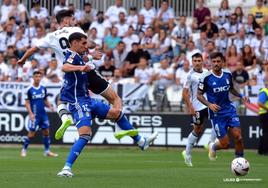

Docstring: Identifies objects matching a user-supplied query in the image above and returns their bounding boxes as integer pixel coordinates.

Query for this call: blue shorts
[28,114,49,132]
[68,98,110,128]
[210,114,240,138]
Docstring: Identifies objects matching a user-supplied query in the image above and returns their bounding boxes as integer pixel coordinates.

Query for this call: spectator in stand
[22,58,39,81]
[0,23,16,52]
[232,27,248,54]
[151,28,172,63]
[30,0,49,24]
[31,25,45,47]
[234,6,245,23]
[123,42,150,77]
[53,0,68,16]
[88,27,102,48]
[248,27,264,59]
[15,27,29,58]
[127,7,138,29]
[155,0,175,32]
[215,28,229,54]
[215,0,231,28]
[242,45,257,77]
[4,45,17,61]
[33,48,52,69]
[202,41,217,69]
[46,58,62,83]
[112,41,127,69]
[8,56,22,82]
[175,59,190,88]
[0,0,13,24]
[68,3,83,24]
[139,0,156,28]
[152,59,174,111]
[140,26,155,56]
[23,19,37,46]
[186,41,201,67]
[260,34,268,61]
[98,56,115,80]
[0,52,9,81]
[110,69,123,84]
[135,14,147,34]
[245,14,260,38]
[192,0,211,30]
[81,2,97,31]
[122,26,139,53]
[134,56,154,84]
[90,11,111,42]
[104,26,121,54]
[200,16,218,40]
[232,61,249,87]
[195,31,208,52]
[105,0,127,24]
[225,45,241,72]
[250,0,268,25]
[115,12,129,37]
[9,0,27,24]
[171,16,192,57]
[223,13,243,38]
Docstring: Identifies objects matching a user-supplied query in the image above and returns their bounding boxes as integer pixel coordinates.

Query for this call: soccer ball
[231,157,250,176]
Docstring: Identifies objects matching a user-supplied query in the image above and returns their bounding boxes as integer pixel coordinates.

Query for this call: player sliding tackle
[197,52,249,160]
[16,10,138,141]
[57,32,158,177]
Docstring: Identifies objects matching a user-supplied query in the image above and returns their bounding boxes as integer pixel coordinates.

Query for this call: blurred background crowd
[0,0,268,112]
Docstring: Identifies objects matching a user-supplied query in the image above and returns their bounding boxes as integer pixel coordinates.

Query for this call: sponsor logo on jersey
[213,85,230,93]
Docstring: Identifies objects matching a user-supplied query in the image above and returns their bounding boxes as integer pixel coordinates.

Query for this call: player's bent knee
[79,134,92,142]
[42,129,49,136]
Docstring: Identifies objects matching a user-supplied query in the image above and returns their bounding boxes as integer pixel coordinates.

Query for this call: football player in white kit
[17,10,138,141]
[181,53,217,167]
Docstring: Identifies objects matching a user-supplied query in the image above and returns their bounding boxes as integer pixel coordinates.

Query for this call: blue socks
[43,136,50,152]
[64,135,90,168]
[235,151,244,158]
[23,137,30,150]
[116,113,141,142]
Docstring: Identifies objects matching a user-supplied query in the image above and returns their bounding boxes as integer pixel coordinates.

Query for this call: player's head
[210,52,224,72]
[68,32,88,54]
[32,70,43,85]
[56,9,75,26]
[192,53,203,72]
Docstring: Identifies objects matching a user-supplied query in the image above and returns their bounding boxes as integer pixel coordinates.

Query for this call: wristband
[239,94,244,99]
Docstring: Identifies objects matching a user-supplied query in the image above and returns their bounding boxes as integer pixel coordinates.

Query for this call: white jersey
[35,27,86,64]
[184,69,208,111]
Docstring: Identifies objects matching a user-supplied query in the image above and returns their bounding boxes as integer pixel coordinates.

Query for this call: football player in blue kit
[21,71,58,157]
[197,52,249,160]
[57,32,158,177]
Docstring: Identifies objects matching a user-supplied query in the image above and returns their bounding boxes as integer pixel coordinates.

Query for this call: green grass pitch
[0,146,267,188]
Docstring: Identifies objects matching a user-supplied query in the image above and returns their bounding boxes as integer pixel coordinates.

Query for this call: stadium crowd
[0,0,268,111]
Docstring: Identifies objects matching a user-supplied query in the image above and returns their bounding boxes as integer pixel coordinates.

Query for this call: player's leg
[182,109,205,166]
[21,119,38,157]
[92,99,158,150]
[57,101,92,177]
[55,101,74,140]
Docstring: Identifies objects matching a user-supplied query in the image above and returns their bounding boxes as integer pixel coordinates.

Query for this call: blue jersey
[60,50,90,103]
[198,70,236,118]
[25,85,48,116]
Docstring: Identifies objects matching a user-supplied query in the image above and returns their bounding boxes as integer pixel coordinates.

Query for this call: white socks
[185,132,198,156]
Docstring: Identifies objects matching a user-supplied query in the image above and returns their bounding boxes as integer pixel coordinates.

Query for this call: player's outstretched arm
[230,87,250,103]
[17,46,39,66]
[62,63,91,72]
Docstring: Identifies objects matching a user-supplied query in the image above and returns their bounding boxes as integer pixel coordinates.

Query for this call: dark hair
[56,9,74,24]
[192,53,203,60]
[97,11,104,16]
[131,42,139,46]
[210,52,224,60]
[33,70,42,75]
[84,2,91,7]
[68,32,87,44]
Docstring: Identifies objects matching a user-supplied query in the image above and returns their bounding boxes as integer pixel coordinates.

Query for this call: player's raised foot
[114,129,139,140]
[208,142,217,161]
[44,151,58,157]
[181,150,193,167]
[57,168,73,178]
[20,149,27,157]
[55,118,72,140]
[139,132,158,151]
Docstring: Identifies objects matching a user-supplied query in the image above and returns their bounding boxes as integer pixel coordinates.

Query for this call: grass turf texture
[0,147,267,188]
